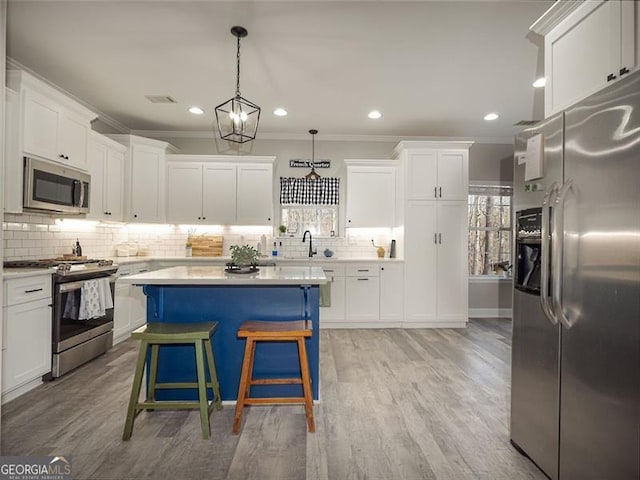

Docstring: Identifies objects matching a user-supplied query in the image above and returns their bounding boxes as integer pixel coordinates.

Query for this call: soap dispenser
[75,239,83,256]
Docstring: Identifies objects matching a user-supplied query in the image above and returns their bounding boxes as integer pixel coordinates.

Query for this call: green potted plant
[229,244,260,268]
[279,225,287,235]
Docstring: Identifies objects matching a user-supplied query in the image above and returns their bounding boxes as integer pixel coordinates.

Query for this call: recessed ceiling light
[273,108,288,117]
[368,110,382,119]
[484,112,499,121]
[188,106,204,115]
[532,77,547,88]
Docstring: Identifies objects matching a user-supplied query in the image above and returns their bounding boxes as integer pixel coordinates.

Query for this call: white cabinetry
[87,132,126,221]
[236,164,273,225]
[166,155,274,225]
[394,145,469,201]
[344,160,397,228]
[319,264,346,323]
[107,135,176,223]
[345,264,380,323]
[7,70,95,170]
[113,262,150,345]
[532,0,640,116]
[379,263,404,323]
[394,141,471,328]
[2,274,53,403]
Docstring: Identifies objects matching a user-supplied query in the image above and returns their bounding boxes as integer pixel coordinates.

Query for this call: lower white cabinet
[345,263,380,322]
[380,263,404,323]
[319,265,346,322]
[113,262,150,345]
[318,261,404,327]
[2,274,53,403]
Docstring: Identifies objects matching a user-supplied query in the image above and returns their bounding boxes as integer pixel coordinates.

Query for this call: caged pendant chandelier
[214,26,261,143]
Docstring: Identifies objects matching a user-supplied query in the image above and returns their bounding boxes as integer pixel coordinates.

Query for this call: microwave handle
[79,181,87,208]
[72,179,82,207]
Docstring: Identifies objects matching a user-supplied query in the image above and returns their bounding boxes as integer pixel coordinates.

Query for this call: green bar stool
[123,321,222,441]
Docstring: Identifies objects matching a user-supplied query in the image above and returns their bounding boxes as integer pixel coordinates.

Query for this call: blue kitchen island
[117,265,327,401]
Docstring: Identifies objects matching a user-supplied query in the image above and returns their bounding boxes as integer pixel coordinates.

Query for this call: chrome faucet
[302,230,316,257]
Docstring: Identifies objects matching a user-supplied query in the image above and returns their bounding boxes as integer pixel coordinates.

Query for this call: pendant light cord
[236,36,241,97]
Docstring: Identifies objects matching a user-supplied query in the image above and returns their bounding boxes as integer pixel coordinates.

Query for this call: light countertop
[116,265,328,286]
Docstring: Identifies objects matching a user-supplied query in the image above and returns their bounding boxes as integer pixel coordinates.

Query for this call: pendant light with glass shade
[214,26,261,143]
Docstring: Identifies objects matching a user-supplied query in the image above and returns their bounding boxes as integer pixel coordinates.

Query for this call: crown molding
[7,57,131,134]
[529,0,584,36]
[131,130,514,145]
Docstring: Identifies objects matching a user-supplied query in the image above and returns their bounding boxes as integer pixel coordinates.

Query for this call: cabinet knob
[381,267,385,271]
[268,217,271,221]
[607,73,617,82]
[202,217,206,220]
[133,214,137,218]
[59,154,65,158]
[198,217,201,220]
[348,219,351,223]
[620,67,630,76]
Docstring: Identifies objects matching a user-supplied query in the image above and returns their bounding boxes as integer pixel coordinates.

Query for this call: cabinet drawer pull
[357,278,369,281]
[434,233,437,244]
[357,269,369,272]
[439,186,442,198]
[138,269,149,273]
[620,67,630,76]
[324,269,334,273]
[24,288,44,293]
[438,233,442,244]
[434,187,437,198]
[607,73,617,82]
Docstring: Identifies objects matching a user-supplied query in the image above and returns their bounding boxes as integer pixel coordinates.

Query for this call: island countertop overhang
[117,265,327,286]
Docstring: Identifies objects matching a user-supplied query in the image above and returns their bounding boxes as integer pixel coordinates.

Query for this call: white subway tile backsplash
[3,215,395,261]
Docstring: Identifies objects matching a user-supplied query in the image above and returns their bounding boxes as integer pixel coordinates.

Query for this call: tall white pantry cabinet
[394,141,472,328]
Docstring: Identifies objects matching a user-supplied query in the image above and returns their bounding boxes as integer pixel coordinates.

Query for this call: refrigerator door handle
[553,179,574,329]
[540,182,559,325]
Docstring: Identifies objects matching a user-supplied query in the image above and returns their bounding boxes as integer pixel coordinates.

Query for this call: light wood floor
[2,319,545,480]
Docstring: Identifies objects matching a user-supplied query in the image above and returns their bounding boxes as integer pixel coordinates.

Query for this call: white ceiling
[6,0,552,142]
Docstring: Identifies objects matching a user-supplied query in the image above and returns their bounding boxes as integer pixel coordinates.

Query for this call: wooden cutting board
[190,235,224,257]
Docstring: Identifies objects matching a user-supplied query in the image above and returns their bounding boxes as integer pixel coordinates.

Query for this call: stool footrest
[244,397,305,405]
[250,378,303,385]
[154,382,218,390]
[136,400,216,410]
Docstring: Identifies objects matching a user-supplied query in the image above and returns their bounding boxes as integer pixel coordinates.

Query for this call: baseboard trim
[468,308,512,319]
[402,321,467,329]
[320,322,403,329]
[2,377,43,405]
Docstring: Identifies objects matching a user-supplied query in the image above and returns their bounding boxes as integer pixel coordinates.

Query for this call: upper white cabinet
[344,160,397,228]
[532,0,640,116]
[236,164,273,225]
[393,142,469,201]
[108,135,176,223]
[166,155,274,226]
[7,70,96,170]
[87,132,126,221]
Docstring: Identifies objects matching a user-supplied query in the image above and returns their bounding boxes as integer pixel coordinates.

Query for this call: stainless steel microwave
[23,157,90,214]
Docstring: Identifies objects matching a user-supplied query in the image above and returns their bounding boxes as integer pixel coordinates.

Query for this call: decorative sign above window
[289,159,331,168]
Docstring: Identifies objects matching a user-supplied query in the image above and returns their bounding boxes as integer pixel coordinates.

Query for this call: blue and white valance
[280,177,340,205]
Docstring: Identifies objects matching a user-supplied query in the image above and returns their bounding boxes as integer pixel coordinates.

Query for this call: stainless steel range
[4,258,119,378]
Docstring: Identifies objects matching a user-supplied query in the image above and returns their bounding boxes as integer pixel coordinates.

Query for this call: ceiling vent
[514,120,539,126]
[145,95,177,104]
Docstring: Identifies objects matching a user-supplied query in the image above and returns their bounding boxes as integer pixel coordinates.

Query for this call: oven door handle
[58,274,118,293]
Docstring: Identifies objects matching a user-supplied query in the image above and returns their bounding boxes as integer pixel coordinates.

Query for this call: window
[468,184,512,276]
[280,177,340,237]
[281,206,338,237]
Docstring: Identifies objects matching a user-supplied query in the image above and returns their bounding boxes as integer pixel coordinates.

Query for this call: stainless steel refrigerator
[510,71,640,480]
